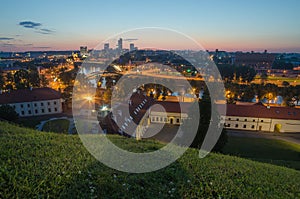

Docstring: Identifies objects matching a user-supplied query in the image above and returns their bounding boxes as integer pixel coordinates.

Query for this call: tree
[217,64,256,83]
[183,92,227,152]
[0,70,4,89]
[28,68,41,87]
[14,69,29,89]
[0,104,19,121]
[282,81,290,87]
[5,73,14,90]
[40,74,49,87]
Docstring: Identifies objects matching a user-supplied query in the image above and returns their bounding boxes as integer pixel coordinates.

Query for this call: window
[164,118,167,122]
[35,109,38,114]
[244,119,247,122]
[160,117,163,122]
[21,111,24,115]
[235,124,238,128]
[28,110,31,114]
[176,118,180,123]
[21,104,24,108]
[236,118,239,121]
[243,125,246,128]
[41,102,44,106]
[54,108,58,112]
[261,120,264,122]
[34,103,37,107]
[27,104,30,108]
[227,124,231,128]
[41,109,45,113]
[156,117,159,121]
[251,125,255,129]
[47,102,50,106]
[48,108,51,112]
[228,118,231,121]
[13,105,16,109]
[54,101,57,105]
[253,119,255,122]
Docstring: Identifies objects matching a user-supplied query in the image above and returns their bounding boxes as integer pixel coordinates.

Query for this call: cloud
[34,46,51,49]
[0,37,14,41]
[19,21,55,35]
[19,21,42,29]
[23,44,33,46]
[0,43,15,47]
[36,28,55,35]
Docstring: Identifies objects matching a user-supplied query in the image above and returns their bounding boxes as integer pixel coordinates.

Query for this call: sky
[0,0,300,52]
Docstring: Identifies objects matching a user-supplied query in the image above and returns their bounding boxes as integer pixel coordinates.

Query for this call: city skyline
[1,0,300,52]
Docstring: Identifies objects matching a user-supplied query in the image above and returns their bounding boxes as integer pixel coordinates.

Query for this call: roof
[0,87,62,104]
[222,103,300,120]
[150,101,193,114]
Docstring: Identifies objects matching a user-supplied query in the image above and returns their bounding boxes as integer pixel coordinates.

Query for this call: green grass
[223,136,300,170]
[42,119,70,134]
[17,117,44,128]
[0,121,300,198]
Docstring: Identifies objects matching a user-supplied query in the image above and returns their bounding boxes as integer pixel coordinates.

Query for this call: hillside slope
[0,121,299,198]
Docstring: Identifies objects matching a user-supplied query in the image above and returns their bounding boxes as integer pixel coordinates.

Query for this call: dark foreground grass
[223,136,300,170]
[42,119,70,134]
[0,121,299,198]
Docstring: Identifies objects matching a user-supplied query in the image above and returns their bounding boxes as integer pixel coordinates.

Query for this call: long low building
[0,87,63,117]
[221,103,300,133]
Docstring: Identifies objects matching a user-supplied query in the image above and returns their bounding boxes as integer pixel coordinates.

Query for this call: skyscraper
[80,46,88,57]
[118,38,123,51]
[104,43,109,51]
[130,43,135,51]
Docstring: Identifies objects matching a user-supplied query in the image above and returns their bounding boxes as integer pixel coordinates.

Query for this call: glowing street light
[85,96,93,101]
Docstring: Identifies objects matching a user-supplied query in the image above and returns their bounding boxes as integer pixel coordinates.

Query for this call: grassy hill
[0,121,299,198]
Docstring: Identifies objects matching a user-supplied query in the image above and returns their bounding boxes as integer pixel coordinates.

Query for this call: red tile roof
[0,88,62,104]
[222,103,300,120]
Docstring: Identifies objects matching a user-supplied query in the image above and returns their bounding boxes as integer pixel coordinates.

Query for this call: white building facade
[221,103,300,133]
[0,88,63,117]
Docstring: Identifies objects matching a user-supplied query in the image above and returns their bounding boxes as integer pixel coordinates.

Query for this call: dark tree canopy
[0,104,19,121]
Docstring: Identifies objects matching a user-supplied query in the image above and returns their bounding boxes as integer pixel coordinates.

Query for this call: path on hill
[227,130,300,145]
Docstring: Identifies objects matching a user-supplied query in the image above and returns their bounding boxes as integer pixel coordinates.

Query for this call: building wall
[150,111,188,125]
[11,99,62,117]
[270,119,300,133]
[224,115,300,133]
